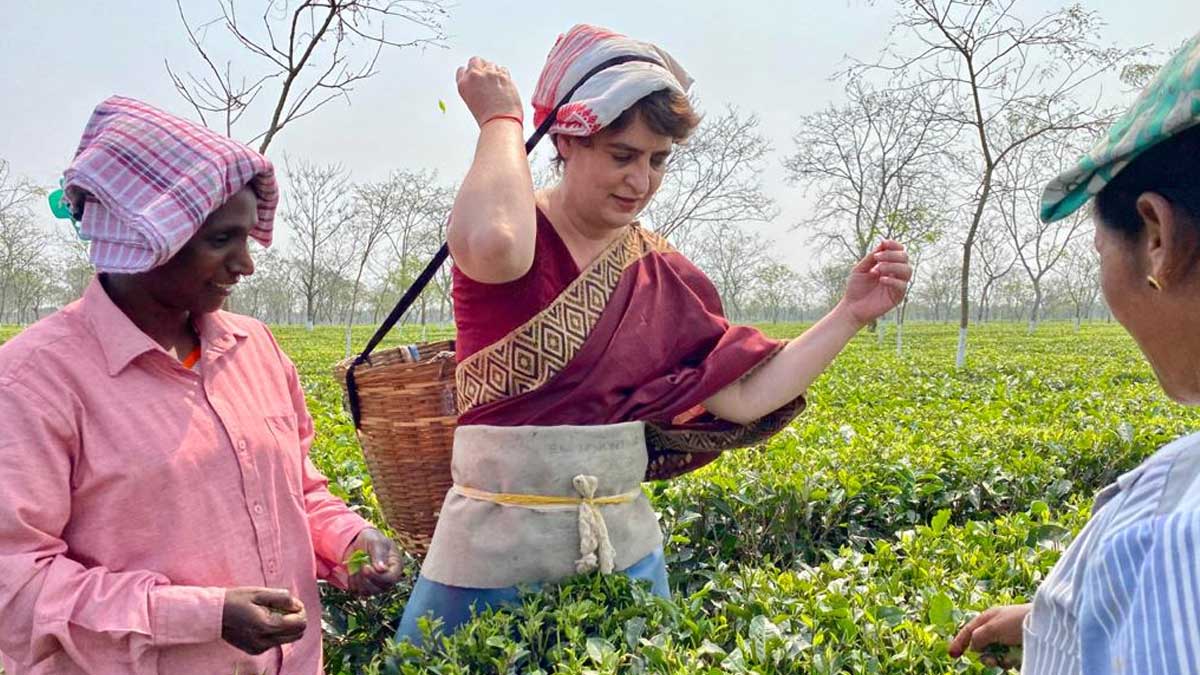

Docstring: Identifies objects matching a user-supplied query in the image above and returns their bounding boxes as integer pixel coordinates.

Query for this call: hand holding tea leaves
[344,527,404,596]
[949,603,1030,669]
[221,587,306,655]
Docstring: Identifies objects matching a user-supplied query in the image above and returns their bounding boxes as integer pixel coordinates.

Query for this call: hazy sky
[1,1,1196,269]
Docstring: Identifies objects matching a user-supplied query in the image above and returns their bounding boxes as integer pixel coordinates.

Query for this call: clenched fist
[455,56,524,128]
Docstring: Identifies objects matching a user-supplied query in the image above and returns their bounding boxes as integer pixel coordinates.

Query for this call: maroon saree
[452,210,805,479]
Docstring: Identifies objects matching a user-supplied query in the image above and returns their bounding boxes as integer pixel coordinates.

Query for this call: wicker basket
[335,340,457,556]
[332,67,628,555]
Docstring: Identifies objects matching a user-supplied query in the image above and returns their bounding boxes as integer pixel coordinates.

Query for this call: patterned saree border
[456,224,675,414]
[643,395,807,481]
[642,343,807,480]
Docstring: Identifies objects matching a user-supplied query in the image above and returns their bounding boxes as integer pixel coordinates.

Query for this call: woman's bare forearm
[704,304,863,424]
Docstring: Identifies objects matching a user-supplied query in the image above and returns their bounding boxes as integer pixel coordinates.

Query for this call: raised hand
[839,240,912,326]
[456,56,524,128]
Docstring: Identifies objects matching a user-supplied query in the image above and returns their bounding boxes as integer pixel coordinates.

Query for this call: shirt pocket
[264,413,304,499]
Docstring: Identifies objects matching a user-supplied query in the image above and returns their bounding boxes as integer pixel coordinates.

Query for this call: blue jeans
[395,546,670,645]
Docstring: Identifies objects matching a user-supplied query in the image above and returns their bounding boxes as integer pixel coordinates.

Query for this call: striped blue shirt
[1023,432,1200,675]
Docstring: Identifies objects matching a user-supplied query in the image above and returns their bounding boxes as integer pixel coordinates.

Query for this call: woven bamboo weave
[335,340,456,556]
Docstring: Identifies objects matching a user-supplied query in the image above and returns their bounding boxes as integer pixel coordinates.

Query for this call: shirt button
[237,440,247,451]
[253,502,263,514]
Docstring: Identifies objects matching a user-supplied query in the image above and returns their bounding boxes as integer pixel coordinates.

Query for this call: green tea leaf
[927,593,955,627]
[931,508,951,533]
[585,637,614,665]
[346,549,372,575]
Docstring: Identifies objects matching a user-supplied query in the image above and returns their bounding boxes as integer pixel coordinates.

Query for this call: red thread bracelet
[482,114,524,128]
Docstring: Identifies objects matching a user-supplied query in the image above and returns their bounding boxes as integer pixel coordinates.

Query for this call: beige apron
[420,422,664,588]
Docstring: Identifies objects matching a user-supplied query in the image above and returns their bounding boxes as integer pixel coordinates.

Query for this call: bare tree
[972,221,1016,323]
[167,0,449,152]
[878,203,944,353]
[344,175,400,355]
[0,161,38,226]
[1058,237,1101,331]
[693,222,772,321]
[0,221,42,323]
[786,79,947,266]
[372,172,453,334]
[782,273,818,323]
[233,245,297,322]
[9,262,56,324]
[752,262,803,324]
[0,162,43,323]
[992,273,1031,321]
[809,259,852,315]
[282,159,354,329]
[340,170,450,352]
[917,259,961,323]
[51,227,93,306]
[995,135,1089,332]
[644,105,778,246]
[861,0,1139,366]
[414,200,453,334]
[315,269,355,324]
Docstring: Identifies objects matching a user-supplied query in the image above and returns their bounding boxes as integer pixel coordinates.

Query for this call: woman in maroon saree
[397,24,912,643]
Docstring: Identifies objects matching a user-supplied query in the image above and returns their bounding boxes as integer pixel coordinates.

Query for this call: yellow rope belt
[451,475,643,574]
[451,484,641,508]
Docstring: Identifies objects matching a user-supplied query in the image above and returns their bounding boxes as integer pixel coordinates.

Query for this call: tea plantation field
[2,321,1196,673]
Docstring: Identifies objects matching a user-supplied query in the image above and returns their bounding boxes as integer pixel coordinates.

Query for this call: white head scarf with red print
[530,24,693,137]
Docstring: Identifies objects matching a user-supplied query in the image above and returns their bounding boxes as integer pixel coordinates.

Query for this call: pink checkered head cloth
[64,96,278,273]
[531,24,693,138]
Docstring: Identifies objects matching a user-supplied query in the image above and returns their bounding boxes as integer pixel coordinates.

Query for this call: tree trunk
[345,259,369,358]
[373,276,391,324]
[976,283,992,323]
[420,296,428,342]
[1027,284,1042,334]
[344,298,356,358]
[957,165,994,369]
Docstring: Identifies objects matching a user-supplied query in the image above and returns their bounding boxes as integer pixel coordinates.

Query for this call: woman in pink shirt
[0,96,402,674]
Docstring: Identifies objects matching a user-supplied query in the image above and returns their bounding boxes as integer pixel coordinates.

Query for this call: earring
[1147,275,1163,291]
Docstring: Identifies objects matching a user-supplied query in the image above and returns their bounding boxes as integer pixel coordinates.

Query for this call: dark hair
[551,89,701,169]
[1094,122,1200,239]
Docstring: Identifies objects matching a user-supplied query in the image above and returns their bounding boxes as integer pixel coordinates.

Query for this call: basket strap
[345,242,448,426]
[345,53,665,428]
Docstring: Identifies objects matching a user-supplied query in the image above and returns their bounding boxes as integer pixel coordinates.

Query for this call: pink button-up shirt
[0,278,371,674]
